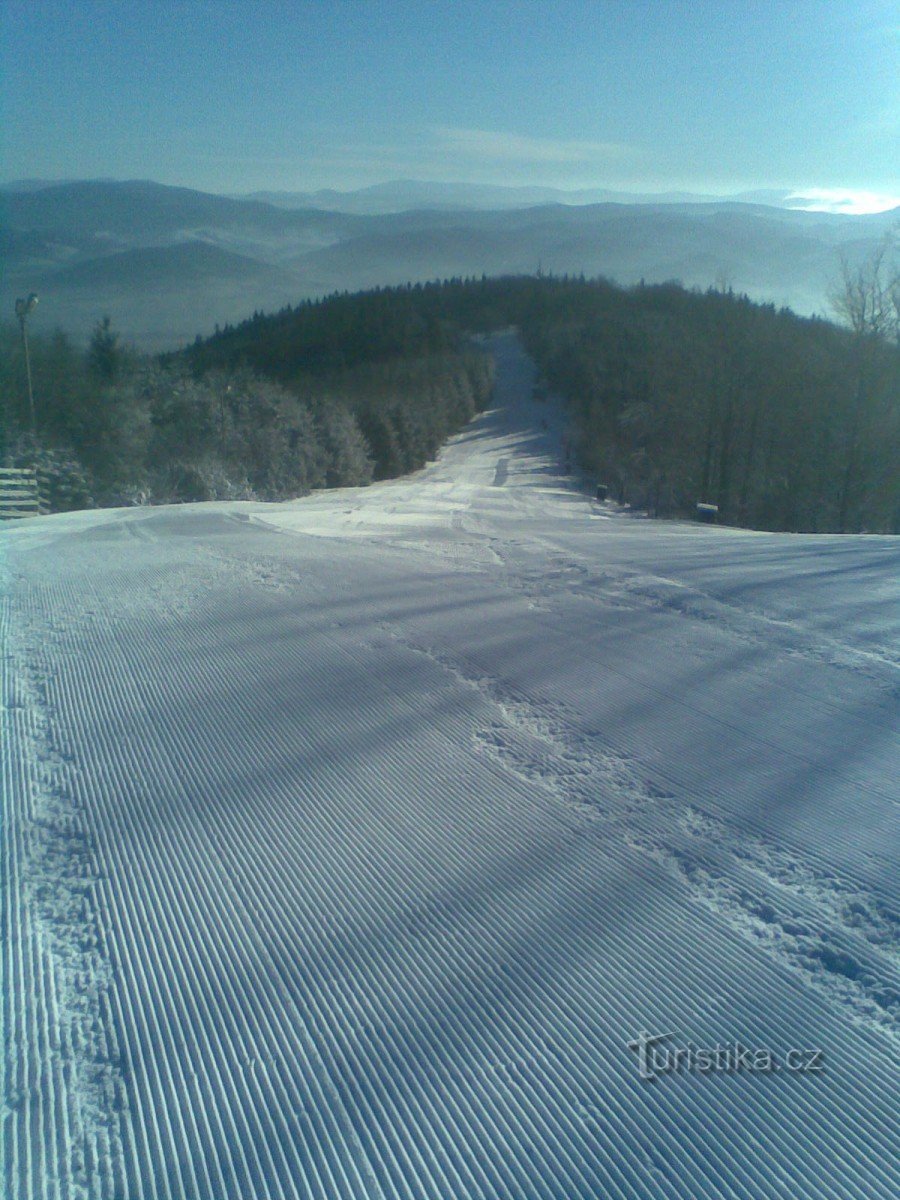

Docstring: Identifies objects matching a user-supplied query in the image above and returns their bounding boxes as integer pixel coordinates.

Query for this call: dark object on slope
[696,502,719,523]
[596,483,609,501]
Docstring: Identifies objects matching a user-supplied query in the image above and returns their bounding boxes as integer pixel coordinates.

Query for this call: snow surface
[2,333,898,1199]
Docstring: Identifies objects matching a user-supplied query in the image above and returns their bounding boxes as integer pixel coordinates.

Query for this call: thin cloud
[269,128,639,190]
[435,127,635,166]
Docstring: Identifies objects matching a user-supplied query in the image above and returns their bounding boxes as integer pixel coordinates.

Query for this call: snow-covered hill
[2,334,898,1198]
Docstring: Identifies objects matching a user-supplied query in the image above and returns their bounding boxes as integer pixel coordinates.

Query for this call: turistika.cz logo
[627,1032,825,1081]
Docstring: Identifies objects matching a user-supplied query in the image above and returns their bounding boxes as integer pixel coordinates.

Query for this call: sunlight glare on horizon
[786,189,900,215]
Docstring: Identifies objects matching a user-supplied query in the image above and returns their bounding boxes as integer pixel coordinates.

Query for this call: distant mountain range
[237,179,811,214]
[2,179,896,351]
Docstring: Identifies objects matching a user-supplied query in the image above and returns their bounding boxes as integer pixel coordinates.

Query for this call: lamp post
[15,293,39,438]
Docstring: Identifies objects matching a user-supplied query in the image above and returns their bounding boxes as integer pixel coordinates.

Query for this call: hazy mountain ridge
[237,179,843,214]
[48,240,303,288]
[0,179,359,237]
[2,179,896,350]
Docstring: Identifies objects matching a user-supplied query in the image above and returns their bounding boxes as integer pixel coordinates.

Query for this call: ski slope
[2,333,898,1199]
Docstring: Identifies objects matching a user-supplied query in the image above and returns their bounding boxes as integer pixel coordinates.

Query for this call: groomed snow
[2,333,898,1199]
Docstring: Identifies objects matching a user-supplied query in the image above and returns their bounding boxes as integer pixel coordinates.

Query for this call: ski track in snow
[2,333,898,1199]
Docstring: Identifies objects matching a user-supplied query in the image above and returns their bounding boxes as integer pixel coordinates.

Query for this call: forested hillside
[514,274,900,532]
[0,290,495,505]
[2,267,897,531]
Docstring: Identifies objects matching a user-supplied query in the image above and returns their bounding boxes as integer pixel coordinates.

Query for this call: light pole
[15,293,39,438]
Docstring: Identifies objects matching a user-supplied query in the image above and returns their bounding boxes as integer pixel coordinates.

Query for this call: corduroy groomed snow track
[2,335,898,1199]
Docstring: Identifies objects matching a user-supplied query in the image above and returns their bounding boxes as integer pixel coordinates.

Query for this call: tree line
[0,287,495,507]
[513,264,898,532]
[2,263,897,531]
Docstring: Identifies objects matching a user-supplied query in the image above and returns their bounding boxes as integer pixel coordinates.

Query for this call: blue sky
[2,1,897,207]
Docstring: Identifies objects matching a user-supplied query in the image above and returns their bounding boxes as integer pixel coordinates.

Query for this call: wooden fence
[0,467,50,520]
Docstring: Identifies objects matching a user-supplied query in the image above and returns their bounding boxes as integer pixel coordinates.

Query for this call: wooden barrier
[0,467,50,520]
